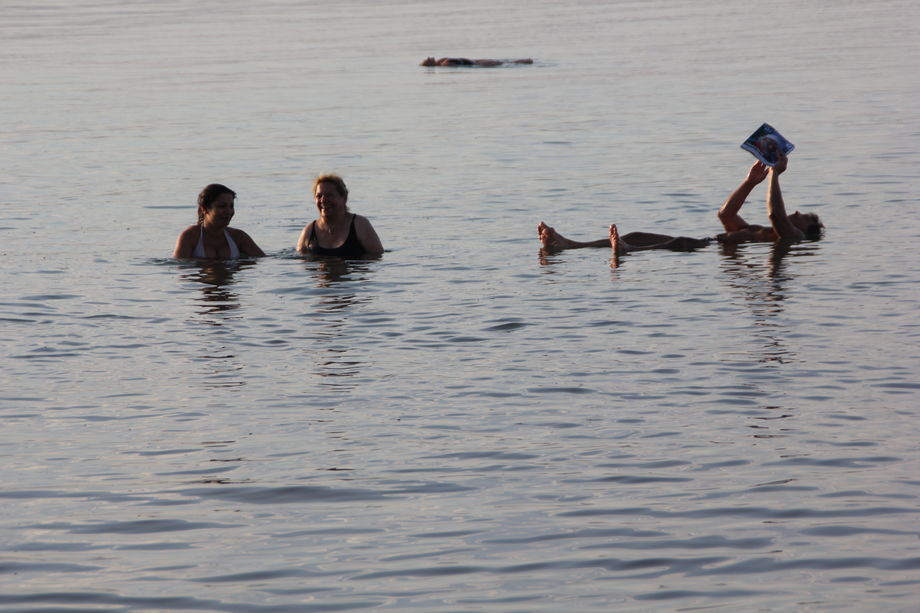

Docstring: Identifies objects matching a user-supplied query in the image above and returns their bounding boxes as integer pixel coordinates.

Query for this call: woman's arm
[296,221,314,254]
[230,229,266,257]
[172,225,198,258]
[354,215,384,256]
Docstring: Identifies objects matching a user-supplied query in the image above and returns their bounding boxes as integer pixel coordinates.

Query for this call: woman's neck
[319,211,348,228]
[201,220,227,234]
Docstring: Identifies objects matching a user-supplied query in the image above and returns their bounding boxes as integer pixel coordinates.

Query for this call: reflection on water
[305,256,362,285]
[712,242,826,444]
[300,257,378,390]
[718,240,822,367]
[179,260,259,321]
[536,246,623,274]
[178,260,260,389]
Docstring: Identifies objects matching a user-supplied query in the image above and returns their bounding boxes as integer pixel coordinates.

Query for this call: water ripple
[560,505,920,519]
[179,485,388,504]
[26,519,235,534]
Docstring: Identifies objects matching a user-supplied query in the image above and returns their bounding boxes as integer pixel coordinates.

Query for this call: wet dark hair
[801,213,824,240]
[804,223,823,240]
[197,184,236,224]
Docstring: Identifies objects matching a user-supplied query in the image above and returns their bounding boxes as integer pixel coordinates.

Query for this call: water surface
[2,1,919,611]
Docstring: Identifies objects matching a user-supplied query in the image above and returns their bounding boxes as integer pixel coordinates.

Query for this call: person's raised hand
[771,152,788,174]
[746,161,770,184]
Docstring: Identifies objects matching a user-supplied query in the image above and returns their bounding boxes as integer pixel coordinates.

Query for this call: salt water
[2,0,919,611]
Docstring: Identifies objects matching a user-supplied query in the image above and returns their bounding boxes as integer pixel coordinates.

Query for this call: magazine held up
[741,123,794,166]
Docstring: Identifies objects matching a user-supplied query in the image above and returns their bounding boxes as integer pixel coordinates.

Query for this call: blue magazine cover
[741,123,795,166]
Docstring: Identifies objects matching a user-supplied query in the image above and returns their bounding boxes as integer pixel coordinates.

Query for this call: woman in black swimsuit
[296,174,383,258]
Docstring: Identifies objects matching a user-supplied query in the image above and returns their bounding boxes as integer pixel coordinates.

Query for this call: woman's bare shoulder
[226,226,251,240]
[353,214,375,227]
[176,224,200,241]
[173,224,201,258]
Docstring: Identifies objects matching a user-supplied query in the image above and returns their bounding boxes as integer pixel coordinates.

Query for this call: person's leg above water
[537,221,609,250]
[611,228,710,252]
[540,222,709,252]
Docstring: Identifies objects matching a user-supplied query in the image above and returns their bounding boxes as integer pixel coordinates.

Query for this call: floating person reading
[173,184,266,259]
[420,56,533,67]
[538,154,822,258]
[296,174,384,258]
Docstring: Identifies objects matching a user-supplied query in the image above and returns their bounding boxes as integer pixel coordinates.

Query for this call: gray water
[2,1,919,611]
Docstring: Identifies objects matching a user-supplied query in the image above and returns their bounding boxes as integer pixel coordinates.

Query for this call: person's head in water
[197,184,236,225]
[789,211,823,239]
[312,174,350,217]
[420,56,437,66]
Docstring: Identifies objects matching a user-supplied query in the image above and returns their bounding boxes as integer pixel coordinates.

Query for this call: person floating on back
[538,153,822,259]
[296,174,384,258]
[420,56,533,67]
[173,184,265,259]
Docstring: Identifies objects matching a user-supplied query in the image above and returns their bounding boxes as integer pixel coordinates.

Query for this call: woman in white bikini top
[172,184,265,259]
[192,226,240,259]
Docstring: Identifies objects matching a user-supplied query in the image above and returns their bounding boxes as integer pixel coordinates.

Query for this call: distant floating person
[420,56,533,67]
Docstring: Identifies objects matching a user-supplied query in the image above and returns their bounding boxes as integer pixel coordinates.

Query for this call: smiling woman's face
[314,181,347,218]
[201,192,235,227]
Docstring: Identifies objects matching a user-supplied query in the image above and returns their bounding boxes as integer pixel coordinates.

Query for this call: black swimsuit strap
[308,215,363,257]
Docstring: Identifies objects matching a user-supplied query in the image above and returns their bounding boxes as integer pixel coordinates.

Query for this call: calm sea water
[2,1,919,611]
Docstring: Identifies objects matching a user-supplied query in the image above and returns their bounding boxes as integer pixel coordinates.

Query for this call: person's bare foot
[537,221,579,250]
[609,224,629,257]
